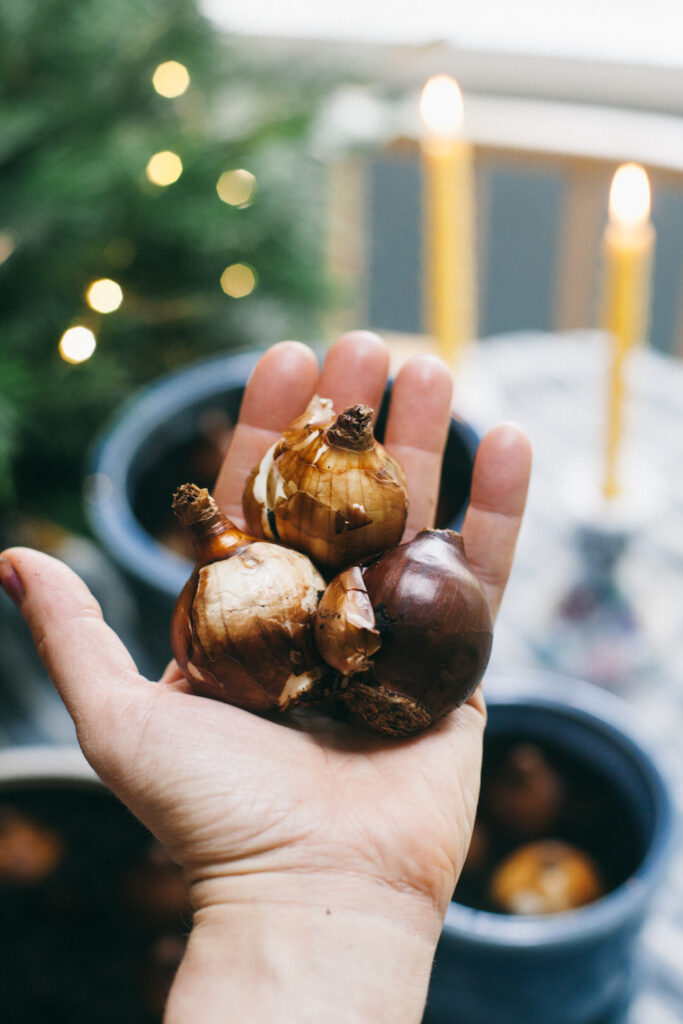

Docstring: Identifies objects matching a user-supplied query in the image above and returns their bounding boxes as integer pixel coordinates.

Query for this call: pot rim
[0,744,100,788]
[85,349,480,599]
[86,350,263,597]
[443,672,677,950]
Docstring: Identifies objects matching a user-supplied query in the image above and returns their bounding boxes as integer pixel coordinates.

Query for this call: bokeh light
[216,169,257,207]
[58,326,97,364]
[86,278,123,313]
[146,151,183,187]
[0,231,15,265]
[152,61,190,98]
[220,263,257,298]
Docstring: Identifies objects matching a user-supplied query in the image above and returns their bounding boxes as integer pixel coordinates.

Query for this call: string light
[86,278,123,313]
[152,61,190,98]
[216,169,257,207]
[146,151,183,186]
[0,231,15,265]
[220,263,257,298]
[59,326,96,364]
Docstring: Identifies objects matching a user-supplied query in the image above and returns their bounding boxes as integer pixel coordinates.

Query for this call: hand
[0,331,531,1023]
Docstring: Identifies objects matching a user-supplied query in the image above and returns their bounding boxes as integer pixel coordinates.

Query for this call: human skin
[0,331,532,1023]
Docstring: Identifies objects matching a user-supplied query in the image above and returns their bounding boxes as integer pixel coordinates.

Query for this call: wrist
[165,873,444,1024]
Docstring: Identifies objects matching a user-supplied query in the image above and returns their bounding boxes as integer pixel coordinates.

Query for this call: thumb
[0,547,154,763]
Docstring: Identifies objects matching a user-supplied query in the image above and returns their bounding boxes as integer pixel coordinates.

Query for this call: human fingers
[460,423,532,620]
[159,658,193,693]
[383,355,453,538]
[0,547,155,772]
[213,333,391,525]
[213,341,319,523]
[316,330,390,418]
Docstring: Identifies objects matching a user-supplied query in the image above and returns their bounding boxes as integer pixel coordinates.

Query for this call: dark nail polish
[0,557,25,606]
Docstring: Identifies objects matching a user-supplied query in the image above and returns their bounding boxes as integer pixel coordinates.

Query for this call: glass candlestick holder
[535,461,664,691]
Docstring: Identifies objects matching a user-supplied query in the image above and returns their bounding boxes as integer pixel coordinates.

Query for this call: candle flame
[420,75,464,138]
[609,163,651,229]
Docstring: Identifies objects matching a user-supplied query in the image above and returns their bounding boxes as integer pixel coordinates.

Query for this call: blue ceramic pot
[86,350,479,671]
[425,674,676,1024]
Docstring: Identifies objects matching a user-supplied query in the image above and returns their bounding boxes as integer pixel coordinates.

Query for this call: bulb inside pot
[454,731,645,915]
[484,743,566,838]
[488,839,604,915]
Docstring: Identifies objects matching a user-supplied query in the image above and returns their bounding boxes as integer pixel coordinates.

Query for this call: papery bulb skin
[313,566,382,676]
[170,484,329,713]
[316,529,493,737]
[242,396,408,576]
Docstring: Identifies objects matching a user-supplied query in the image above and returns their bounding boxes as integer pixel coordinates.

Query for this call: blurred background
[2,0,682,538]
[1,0,683,1018]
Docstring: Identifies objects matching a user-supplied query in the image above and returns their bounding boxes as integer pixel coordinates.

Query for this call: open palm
[3,331,531,926]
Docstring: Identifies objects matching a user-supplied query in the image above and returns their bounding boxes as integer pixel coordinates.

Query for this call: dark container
[425,674,676,1024]
[0,746,189,1023]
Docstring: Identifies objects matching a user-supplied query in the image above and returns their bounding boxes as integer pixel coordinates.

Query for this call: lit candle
[420,75,476,368]
[602,163,655,500]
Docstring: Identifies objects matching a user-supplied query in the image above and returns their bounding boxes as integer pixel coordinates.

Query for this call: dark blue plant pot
[86,350,480,672]
[425,674,677,1024]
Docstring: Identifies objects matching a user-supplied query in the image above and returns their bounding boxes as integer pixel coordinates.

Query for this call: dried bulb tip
[172,483,220,527]
[326,404,374,451]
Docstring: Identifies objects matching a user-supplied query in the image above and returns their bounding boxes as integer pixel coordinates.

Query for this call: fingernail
[0,557,25,606]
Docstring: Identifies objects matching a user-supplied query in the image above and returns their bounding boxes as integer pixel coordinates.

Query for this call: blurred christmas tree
[0,0,333,534]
